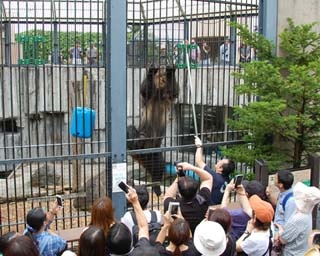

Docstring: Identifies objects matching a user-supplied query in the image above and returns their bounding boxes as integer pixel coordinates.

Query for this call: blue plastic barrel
[71,107,96,138]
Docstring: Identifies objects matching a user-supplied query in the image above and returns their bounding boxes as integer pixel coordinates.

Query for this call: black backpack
[130,210,162,246]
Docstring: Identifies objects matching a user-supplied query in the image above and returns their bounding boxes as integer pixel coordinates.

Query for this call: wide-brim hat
[294,182,320,214]
[193,220,226,256]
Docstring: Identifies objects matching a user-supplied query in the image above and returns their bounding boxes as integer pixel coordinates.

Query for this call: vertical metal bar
[52,22,59,64]
[143,24,148,66]
[107,0,127,220]
[184,20,189,41]
[229,15,236,66]
[4,21,10,65]
[259,0,278,50]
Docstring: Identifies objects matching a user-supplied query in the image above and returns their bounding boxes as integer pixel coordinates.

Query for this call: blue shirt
[226,208,251,240]
[204,165,229,205]
[23,229,67,256]
[274,188,296,226]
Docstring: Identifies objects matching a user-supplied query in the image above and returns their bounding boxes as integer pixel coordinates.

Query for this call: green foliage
[16,30,102,62]
[225,19,320,171]
[230,170,256,181]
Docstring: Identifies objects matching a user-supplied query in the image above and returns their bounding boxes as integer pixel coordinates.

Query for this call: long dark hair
[78,226,106,256]
[24,207,46,246]
[4,236,40,256]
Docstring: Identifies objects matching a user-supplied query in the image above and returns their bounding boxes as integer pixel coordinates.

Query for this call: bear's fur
[127,64,179,196]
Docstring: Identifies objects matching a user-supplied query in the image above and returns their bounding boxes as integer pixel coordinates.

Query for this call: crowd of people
[49,41,98,65]
[173,38,254,67]
[1,136,320,256]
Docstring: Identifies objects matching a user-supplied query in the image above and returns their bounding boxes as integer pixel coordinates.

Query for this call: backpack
[130,210,162,246]
[282,191,293,211]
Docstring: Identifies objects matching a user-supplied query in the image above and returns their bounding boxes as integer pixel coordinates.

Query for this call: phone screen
[171,205,179,215]
[234,175,243,187]
[56,196,64,206]
[168,202,180,215]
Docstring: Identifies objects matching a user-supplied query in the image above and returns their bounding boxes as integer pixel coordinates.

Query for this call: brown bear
[127,64,179,196]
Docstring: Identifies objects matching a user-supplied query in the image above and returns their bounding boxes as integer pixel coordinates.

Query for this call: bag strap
[130,211,138,225]
[282,191,293,211]
[262,228,273,256]
[131,210,157,225]
[150,210,157,223]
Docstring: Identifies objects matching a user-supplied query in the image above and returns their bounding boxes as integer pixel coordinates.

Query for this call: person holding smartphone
[23,200,67,256]
[154,210,201,256]
[163,161,212,235]
[106,185,160,256]
[195,136,235,205]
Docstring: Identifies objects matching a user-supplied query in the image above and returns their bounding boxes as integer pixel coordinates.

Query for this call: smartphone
[234,174,244,188]
[56,195,64,207]
[118,181,129,193]
[168,201,180,215]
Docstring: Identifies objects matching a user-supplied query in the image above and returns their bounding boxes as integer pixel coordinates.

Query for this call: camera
[174,161,185,177]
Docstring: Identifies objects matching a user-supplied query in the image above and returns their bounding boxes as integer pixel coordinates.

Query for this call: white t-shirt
[121,209,162,233]
[241,229,270,256]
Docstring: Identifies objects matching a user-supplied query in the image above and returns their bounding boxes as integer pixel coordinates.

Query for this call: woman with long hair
[89,196,115,236]
[4,236,39,256]
[154,211,200,256]
[78,226,106,256]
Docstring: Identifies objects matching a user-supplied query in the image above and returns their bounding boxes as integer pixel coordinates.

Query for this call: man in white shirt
[220,39,230,64]
[121,185,162,245]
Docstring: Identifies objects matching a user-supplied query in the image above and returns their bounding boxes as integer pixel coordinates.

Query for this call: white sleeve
[120,212,134,234]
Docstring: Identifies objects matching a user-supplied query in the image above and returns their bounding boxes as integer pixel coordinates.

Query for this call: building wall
[277,0,320,36]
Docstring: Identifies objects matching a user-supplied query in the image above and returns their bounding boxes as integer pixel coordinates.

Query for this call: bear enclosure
[0,0,260,235]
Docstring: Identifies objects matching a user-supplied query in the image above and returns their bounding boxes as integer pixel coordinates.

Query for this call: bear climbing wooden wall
[127,64,179,196]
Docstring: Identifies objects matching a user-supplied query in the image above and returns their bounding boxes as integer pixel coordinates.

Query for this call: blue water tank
[71,107,96,138]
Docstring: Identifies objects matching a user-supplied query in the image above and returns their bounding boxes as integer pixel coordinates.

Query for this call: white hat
[193,220,227,256]
[304,246,320,256]
[294,182,320,214]
[61,250,77,256]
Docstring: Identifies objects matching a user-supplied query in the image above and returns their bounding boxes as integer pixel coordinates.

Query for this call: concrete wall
[277,0,320,47]
[278,0,320,31]
[0,65,247,167]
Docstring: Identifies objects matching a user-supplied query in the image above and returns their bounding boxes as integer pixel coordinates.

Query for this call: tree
[16,30,102,62]
[225,19,320,171]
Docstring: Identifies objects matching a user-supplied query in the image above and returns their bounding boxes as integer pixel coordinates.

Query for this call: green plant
[16,30,102,62]
[224,19,320,171]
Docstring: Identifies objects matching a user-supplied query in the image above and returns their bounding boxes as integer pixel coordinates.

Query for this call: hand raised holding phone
[56,195,64,207]
[234,174,244,188]
[118,181,130,193]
